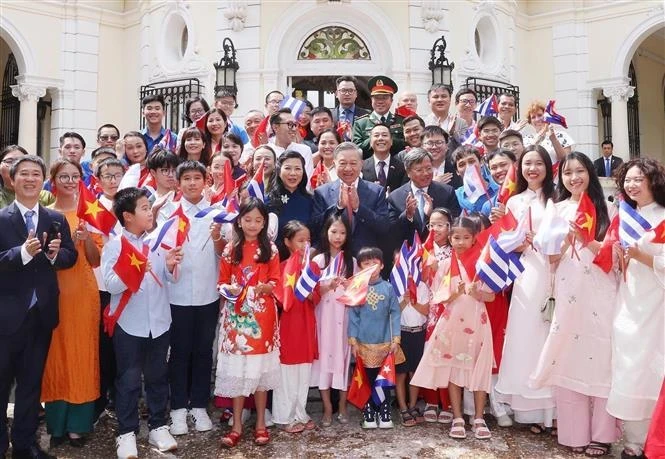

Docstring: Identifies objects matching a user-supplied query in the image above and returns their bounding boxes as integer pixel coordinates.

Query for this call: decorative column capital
[11,83,46,103]
[602,85,634,103]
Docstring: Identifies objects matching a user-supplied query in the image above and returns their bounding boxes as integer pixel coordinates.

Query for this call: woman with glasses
[522,101,574,166]
[41,158,102,448]
[0,145,54,209]
[176,97,210,150]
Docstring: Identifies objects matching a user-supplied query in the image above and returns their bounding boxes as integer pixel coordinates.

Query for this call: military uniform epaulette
[355,113,370,121]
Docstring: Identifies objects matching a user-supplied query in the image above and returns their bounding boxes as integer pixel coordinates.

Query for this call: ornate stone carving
[11,84,46,102]
[603,85,635,102]
[421,2,444,34]
[224,1,248,32]
[298,26,370,60]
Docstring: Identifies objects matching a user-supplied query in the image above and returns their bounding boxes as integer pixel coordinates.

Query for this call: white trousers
[272,363,312,425]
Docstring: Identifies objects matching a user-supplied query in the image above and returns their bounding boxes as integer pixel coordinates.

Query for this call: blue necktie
[605,158,611,177]
[24,210,37,308]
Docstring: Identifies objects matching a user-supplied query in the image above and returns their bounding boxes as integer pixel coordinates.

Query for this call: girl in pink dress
[411,216,495,440]
[310,214,356,427]
[530,152,620,456]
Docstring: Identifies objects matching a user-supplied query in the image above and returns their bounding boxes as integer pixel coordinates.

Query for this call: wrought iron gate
[1,53,20,148]
[465,76,520,121]
[139,78,202,133]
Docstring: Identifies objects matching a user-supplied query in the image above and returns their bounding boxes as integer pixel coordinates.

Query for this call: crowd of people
[0,73,663,459]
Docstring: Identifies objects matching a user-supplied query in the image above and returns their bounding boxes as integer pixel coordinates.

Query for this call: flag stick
[527,207,536,251]
[149,269,163,288]
[621,251,627,283]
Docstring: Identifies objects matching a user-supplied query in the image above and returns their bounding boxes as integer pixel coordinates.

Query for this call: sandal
[336,413,349,425]
[585,442,611,457]
[621,447,645,459]
[571,447,586,454]
[437,410,453,424]
[254,428,270,446]
[220,430,242,448]
[472,418,492,440]
[423,404,438,423]
[303,420,316,430]
[321,415,332,427]
[400,409,417,427]
[409,407,424,424]
[529,423,550,435]
[449,417,467,439]
[283,422,305,433]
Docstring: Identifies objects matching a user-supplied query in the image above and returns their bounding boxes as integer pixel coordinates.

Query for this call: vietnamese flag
[497,163,517,205]
[651,219,665,243]
[347,355,371,409]
[421,229,436,283]
[195,112,208,132]
[276,250,302,312]
[309,160,326,190]
[77,180,117,235]
[251,116,270,148]
[593,215,619,273]
[431,249,461,304]
[169,204,190,247]
[223,159,236,197]
[574,192,597,246]
[337,265,376,306]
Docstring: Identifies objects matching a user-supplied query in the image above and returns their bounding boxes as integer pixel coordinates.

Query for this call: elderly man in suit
[594,140,623,178]
[388,148,461,244]
[362,123,407,195]
[0,155,77,459]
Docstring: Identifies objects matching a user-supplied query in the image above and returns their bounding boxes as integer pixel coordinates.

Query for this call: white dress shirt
[270,141,314,179]
[15,200,40,265]
[373,154,390,180]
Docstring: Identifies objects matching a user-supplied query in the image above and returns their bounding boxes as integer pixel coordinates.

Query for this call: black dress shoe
[11,444,56,459]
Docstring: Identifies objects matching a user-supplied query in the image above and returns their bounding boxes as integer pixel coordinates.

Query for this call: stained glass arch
[298,26,370,60]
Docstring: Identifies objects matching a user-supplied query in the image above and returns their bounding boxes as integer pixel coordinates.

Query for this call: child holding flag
[411,216,495,440]
[310,214,356,426]
[481,149,518,222]
[607,158,665,459]
[272,221,319,432]
[452,145,499,215]
[101,187,183,458]
[348,247,404,429]
[215,198,280,448]
[529,152,619,456]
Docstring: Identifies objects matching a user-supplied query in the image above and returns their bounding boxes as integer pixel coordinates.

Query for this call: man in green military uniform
[352,76,406,159]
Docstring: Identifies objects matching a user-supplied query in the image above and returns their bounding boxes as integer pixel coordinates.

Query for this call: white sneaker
[116,432,138,459]
[169,408,188,436]
[227,408,251,426]
[264,408,274,427]
[189,408,213,432]
[148,425,178,452]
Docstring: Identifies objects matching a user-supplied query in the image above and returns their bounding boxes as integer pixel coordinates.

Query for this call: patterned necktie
[24,210,35,233]
[377,160,387,187]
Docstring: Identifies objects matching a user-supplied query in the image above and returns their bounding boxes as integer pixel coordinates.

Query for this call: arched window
[1,53,20,148]
[298,26,370,60]
[627,61,640,158]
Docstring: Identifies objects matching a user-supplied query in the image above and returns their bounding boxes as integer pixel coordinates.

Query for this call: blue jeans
[113,326,169,435]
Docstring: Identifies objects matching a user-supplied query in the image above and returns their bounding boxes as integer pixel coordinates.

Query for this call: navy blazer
[593,155,623,178]
[0,203,77,335]
[362,156,408,195]
[388,180,461,243]
[311,179,390,255]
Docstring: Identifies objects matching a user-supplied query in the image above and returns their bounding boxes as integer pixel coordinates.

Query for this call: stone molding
[603,85,635,102]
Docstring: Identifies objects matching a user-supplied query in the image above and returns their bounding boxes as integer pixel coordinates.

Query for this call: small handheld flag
[320,251,344,281]
[347,355,371,409]
[574,192,597,246]
[619,200,652,247]
[246,161,266,202]
[497,163,517,205]
[593,215,619,273]
[337,265,376,306]
[543,100,568,129]
[76,180,117,235]
[279,96,307,120]
[463,163,489,204]
[533,200,569,255]
[474,94,499,117]
[389,241,411,297]
[371,352,397,406]
[651,220,665,244]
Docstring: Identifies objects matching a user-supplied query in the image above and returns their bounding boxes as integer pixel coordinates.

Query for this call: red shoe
[220,430,242,448]
[254,429,270,445]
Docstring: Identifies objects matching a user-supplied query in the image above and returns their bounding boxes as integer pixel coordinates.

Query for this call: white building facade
[1,0,663,163]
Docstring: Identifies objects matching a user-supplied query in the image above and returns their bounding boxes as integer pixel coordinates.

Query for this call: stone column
[603,85,634,161]
[11,83,46,155]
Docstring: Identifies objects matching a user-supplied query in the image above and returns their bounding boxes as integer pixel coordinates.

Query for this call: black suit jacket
[0,203,77,335]
[332,106,370,125]
[593,155,623,178]
[388,181,461,244]
[362,156,407,194]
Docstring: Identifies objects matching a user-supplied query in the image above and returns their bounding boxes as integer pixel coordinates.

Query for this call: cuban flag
[118,163,141,191]
[496,224,527,254]
[389,241,411,297]
[619,200,652,247]
[294,244,320,301]
[507,252,525,282]
[279,96,307,120]
[320,251,344,281]
[476,235,510,293]
[543,100,568,129]
[145,216,179,252]
[157,128,177,152]
[474,94,499,117]
[195,196,240,223]
[461,126,483,149]
[408,232,424,285]
[463,163,488,204]
[247,161,266,202]
[371,352,396,406]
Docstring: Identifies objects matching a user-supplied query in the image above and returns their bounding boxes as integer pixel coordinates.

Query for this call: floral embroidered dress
[214,240,281,398]
[412,259,494,393]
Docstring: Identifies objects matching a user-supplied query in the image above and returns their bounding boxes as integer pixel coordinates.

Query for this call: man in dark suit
[0,155,77,459]
[332,76,370,126]
[388,148,461,245]
[362,124,407,194]
[312,141,391,272]
[593,140,623,178]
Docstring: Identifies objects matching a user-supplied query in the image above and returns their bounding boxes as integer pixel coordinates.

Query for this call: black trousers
[0,308,52,454]
[95,290,116,418]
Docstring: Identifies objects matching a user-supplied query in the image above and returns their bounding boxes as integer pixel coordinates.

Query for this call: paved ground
[12,400,625,458]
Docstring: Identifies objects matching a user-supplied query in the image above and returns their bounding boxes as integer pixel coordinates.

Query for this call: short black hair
[356,246,383,264]
[402,115,425,128]
[370,122,391,133]
[183,96,210,124]
[601,140,613,148]
[421,125,449,143]
[147,148,180,171]
[59,131,86,149]
[311,106,333,120]
[499,129,523,143]
[428,84,452,98]
[487,148,517,164]
[176,160,207,181]
[477,116,502,132]
[95,158,125,178]
[264,90,284,104]
[142,94,165,108]
[97,123,120,138]
[454,87,477,104]
[0,144,28,162]
[335,75,358,87]
[113,187,150,226]
[91,147,117,160]
[10,155,46,180]
[269,108,292,129]
[451,144,482,165]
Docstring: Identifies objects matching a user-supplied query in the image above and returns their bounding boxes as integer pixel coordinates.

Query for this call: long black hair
[268,150,310,213]
[515,144,555,203]
[555,151,610,240]
[319,213,354,278]
[231,197,272,265]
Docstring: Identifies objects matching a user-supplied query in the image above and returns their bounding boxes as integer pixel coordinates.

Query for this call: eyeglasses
[1,158,18,165]
[56,174,82,183]
[277,121,298,129]
[458,99,476,105]
[159,168,176,176]
[267,99,282,105]
[100,173,123,181]
[424,140,446,147]
[337,89,356,95]
[189,109,206,116]
[98,135,119,141]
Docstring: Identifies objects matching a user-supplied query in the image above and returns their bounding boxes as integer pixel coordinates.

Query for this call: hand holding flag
[337,264,377,306]
[543,100,568,129]
[475,94,499,117]
[497,163,517,205]
[76,180,117,235]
